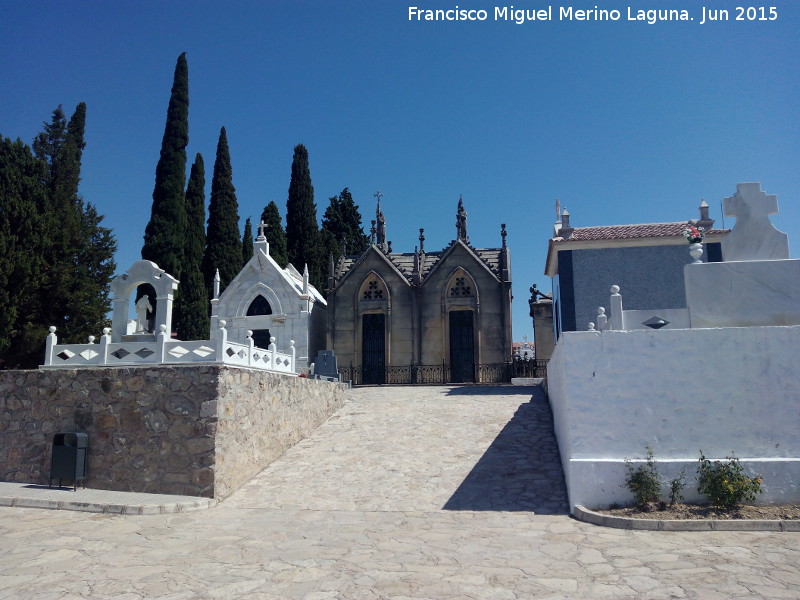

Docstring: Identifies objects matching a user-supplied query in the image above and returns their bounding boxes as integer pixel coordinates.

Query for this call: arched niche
[234,283,282,318]
[110,260,179,342]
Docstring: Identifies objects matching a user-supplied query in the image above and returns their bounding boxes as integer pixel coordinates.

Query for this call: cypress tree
[242,217,253,265]
[142,52,189,281]
[285,144,322,286]
[203,127,241,294]
[260,201,288,267]
[176,154,209,340]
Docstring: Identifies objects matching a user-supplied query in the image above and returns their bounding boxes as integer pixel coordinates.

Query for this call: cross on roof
[723,182,778,220]
[257,220,268,239]
[374,190,383,215]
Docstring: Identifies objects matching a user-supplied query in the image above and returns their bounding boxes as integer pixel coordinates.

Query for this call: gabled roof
[224,246,326,305]
[423,239,502,283]
[335,244,413,289]
[336,240,504,286]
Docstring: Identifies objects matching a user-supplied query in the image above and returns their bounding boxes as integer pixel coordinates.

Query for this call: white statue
[135,296,153,333]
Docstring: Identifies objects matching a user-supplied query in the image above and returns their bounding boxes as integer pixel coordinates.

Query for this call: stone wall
[0,366,346,499]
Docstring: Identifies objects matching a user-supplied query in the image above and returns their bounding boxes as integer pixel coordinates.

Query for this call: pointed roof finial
[213,268,221,299]
[370,220,377,245]
[419,228,425,253]
[501,223,507,249]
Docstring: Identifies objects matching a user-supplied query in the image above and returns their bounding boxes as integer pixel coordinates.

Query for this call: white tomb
[212,222,327,367]
[547,182,800,510]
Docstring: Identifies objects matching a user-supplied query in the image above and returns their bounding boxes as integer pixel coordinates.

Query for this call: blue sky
[2,0,798,342]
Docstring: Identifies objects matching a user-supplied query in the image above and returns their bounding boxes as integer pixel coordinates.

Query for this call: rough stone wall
[0,366,346,499]
[213,369,347,499]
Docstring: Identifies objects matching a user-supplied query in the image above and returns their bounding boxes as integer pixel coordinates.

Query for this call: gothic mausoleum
[326,197,512,384]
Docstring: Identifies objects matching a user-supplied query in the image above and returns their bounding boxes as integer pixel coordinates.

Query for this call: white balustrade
[41,324,297,375]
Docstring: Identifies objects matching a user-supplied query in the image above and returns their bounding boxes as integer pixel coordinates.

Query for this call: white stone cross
[721,182,788,261]
[257,220,268,240]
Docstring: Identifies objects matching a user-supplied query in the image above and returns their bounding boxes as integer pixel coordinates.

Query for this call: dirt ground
[597,503,800,520]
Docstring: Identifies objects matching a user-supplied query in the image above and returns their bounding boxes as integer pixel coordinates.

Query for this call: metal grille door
[449,310,475,383]
[362,313,386,384]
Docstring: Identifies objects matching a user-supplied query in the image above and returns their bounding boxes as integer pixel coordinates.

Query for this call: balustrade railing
[41,321,296,375]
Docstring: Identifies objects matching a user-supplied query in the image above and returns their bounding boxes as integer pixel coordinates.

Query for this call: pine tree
[260,200,288,267]
[70,200,116,339]
[0,136,48,367]
[203,127,241,294]
[285,144,323,287]
[58,104,115,344]
[242,217,253,265]
[321,187,369,259]
[175,154,209,340]
[30,104,115,349]
[0,104,115,367]
[142,52,189,281]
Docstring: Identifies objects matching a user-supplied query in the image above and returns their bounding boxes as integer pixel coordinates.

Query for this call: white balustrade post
[269,336,277,371]
[99,328,111,364]
[597,307,607,331]
[247,330,254,366]
[157,324,167,363]
[290,340,296,373]
[609,285,623,331]
[587,322,596,331]
[44,326,57,366]
[216,320,228,363]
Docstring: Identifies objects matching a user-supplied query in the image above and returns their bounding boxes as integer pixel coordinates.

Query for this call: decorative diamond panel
[226,347,236,357]
[111,349,130,359]
[642,316,670,329]
[169,346,189,358]
[79,349,99,360]
[237,350,246,359]
[57,350,75,360]
[252,352,261,361]
[192,346,214,358]
[135,348,155,358]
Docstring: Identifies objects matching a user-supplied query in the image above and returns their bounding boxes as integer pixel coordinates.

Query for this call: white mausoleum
[212,222,327,367]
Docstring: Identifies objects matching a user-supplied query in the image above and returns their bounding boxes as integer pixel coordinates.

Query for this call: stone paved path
[2,385,798,599]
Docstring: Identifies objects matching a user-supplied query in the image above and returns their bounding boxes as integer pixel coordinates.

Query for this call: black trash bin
[49,432,88,490]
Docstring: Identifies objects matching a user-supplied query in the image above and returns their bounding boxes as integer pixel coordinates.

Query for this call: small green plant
[697,451,763,510]
[668,471,686,507]
[624,447,661,510]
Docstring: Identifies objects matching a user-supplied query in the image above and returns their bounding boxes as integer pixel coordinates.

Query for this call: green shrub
[697,451,763,510]
[624,447,661,510]
[668,471,686,507]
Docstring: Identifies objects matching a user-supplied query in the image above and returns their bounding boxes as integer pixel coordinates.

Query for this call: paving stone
[1,384,798,599]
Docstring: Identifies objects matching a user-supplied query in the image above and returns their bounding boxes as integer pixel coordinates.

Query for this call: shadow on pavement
[443,387,570,514]
[445,385,540,396]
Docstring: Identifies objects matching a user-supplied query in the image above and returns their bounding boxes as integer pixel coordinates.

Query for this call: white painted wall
[547,325,800,509]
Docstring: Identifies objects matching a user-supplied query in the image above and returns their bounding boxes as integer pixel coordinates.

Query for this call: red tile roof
[556,222,728,242]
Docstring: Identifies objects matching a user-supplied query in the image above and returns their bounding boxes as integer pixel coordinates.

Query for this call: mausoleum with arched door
[214,227,327,367]
[327,197,512,384]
